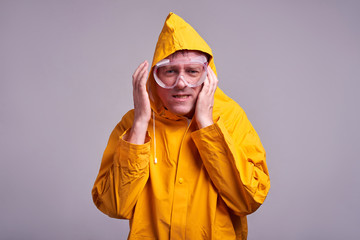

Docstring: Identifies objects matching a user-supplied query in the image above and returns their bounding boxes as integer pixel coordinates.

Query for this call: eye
[165,69,176,74]
[189,69,199,73]
[186,67,201,76]
[159,66,178,76]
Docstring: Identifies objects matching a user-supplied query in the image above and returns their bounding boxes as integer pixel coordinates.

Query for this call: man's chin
[169,107,195,118]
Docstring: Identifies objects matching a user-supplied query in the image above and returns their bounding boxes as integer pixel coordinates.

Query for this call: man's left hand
[194,66,218,129]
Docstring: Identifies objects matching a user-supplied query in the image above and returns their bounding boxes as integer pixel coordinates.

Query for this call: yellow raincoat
[92,12,270,240]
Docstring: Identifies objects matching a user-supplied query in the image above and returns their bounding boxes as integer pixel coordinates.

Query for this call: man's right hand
[125,60,151,144]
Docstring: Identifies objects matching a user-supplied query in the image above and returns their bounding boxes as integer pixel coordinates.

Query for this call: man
[92,12,270,240]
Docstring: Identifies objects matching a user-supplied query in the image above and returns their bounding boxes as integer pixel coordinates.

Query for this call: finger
[201,69,214,95]
[207,66,218,94]
[138,61,148,84]
[132,61,148,84]
[207,66,217,83]
[200,75,210,95]
[134,63,148,92]
[133,61,145,80]
[135,60,147,75]
[134,72,148,96]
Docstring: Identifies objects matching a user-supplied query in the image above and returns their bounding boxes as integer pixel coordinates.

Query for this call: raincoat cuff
[191,118,231,157]
[116,129,151,169]
[191,117,224,139]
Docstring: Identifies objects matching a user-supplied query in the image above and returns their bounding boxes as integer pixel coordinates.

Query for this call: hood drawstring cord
[153,111,157,164]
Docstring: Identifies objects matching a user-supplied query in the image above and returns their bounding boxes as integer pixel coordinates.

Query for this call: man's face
[155,51,205,118]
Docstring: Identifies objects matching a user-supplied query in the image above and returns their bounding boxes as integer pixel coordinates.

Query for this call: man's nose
[174,75,187,89]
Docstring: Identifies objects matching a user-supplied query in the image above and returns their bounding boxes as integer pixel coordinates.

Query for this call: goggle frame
[153,56,208,89]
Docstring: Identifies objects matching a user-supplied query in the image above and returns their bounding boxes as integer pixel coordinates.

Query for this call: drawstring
[151,111,191,164]
[153,111,157,164]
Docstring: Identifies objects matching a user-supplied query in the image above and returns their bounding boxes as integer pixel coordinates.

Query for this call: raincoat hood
[148,12,223,119]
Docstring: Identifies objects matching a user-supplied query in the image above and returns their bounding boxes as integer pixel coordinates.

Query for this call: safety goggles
[153,56,208,89]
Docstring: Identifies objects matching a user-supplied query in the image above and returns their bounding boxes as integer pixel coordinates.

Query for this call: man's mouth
[173,95,190,99]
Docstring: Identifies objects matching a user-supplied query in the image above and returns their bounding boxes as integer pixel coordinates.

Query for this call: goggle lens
[153,57,208,89]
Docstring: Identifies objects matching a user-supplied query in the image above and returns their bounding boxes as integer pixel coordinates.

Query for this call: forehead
[167,51,206,62]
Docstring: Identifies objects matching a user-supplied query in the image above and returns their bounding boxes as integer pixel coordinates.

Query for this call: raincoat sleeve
[92,110,150,219]
[191,105,270,216]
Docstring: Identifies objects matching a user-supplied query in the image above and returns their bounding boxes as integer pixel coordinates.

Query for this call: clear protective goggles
[153,55,208,89]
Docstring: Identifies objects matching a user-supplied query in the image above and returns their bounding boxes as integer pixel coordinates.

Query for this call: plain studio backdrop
[1,0,359,239]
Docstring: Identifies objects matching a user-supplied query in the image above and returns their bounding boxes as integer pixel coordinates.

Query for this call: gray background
[1,0,359,239]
